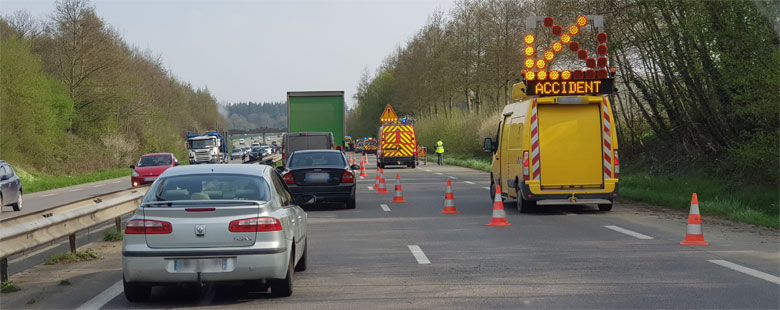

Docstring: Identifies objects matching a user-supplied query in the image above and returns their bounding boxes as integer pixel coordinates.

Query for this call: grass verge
[44,248,100,265]
[103,230,123,242]
[14,167,130,193]
[435,153,778,228]
[1,281,21,293]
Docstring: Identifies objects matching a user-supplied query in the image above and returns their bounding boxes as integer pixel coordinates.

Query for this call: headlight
[132,170,139,177]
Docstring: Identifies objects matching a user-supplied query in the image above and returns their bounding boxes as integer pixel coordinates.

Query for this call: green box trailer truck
[286,91,345,147]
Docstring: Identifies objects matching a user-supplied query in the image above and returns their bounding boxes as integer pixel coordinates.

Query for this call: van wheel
[123,277,151,302]
[516,184,536,213]
[598,202,613,211]
[489,181,503,202]
[411,161,416,169]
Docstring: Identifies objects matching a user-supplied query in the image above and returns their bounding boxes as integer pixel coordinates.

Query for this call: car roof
[160,164,268,178]
[141,153,173,157]
[290,149,342,155]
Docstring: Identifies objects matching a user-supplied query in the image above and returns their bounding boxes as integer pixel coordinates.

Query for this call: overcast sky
[1,0,455,107]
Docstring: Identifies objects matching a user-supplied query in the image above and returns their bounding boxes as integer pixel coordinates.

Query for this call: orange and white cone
[374,167,381,189]
[349,154,355,166]
[392,174,406,203]
[441,178,458,214]
[681,193,709,246]
[486,184,511,226]
[376,170,389,194]
[359,161,368,178]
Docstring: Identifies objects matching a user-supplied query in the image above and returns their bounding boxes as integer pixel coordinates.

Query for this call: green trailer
[286,91,345,147]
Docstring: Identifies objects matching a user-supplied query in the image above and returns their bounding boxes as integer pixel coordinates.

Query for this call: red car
[130,153,180,187]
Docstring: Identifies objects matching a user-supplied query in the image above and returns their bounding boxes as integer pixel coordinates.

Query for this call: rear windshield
[138,155,171,167]
[288,152,345,169]
[365,140,377,146]
[145,174,270,202]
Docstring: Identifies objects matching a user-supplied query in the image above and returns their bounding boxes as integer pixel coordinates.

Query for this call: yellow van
[484,83,620,212]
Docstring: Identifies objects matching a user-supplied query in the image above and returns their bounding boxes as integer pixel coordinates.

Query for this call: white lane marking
[112,180,122,184]
[40,193,56,197]
[435,172,443,175]
[449,176,458,180]
[425,169,432,172]
[93,184,104,188]
[604,225,653,240]
[76,280,123,310]
[709,260,780,285]
[408,245,431,265]
[482,187,490,190]
[380,204,390,212]
[367,186,373,191]
[464,181,475,184]
[69,188,83,192]
[359,176,365,179]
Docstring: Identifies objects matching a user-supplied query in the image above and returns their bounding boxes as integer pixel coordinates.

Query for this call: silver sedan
[122,164,308,301]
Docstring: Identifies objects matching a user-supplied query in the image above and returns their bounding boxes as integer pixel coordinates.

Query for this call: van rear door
[537,104,603,188]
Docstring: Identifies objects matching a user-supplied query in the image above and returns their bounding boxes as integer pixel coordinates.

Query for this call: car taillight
[125,219,172,234]
[282,172,294,184]
[522,151,530,181]
[613,150,620,178]
[229,217,282,232]
[341,170,354,183]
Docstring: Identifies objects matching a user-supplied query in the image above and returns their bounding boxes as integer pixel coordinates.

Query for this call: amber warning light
[522,15,615,96]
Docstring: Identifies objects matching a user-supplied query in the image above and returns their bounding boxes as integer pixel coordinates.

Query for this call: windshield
[365,140,377,146]
[189,138,215,149]
[252,147,263,152]
[137,155,172,167]
[146,174,270,202]
[288,152,345,169]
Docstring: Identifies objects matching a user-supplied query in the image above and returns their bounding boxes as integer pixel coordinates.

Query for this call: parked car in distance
[231,148,244,160]
[0,160,23,212]
[278,150,359,209]
[131,153,180,187]
[122,164,308,301]
[249,146,265,161]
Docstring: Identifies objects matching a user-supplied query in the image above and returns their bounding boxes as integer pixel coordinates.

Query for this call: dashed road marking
[69,188,83,192]
[604,225,653,240]
[408,245,431,264]
[40,193,56,197]
[77,280,123,310]
[93,184,104,188]
[482,187,491,190]
[464,181,475,184]
[380,204,391,212]
[449,176,458,179]
[425,169,432,172]
[367,186,373,191]
[709,260,780,285]
[112,180,122,184]
[435,172,443,175]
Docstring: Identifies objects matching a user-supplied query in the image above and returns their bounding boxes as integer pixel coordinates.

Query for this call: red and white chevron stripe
[602,97,613,179]
[530,98,541,180]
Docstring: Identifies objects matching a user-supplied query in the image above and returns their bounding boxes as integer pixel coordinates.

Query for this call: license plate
[144,177,157,181]
[172,258,232,273]
[305,173,329,183]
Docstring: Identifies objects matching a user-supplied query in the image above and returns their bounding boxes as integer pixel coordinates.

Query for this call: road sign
[380,104,398,123]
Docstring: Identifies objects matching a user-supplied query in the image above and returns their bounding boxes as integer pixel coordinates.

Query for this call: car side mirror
[129,165,135,169]
[483,138,493,153]
[0,175,8,181]
[350,164,360,170]
[275,166,284,173]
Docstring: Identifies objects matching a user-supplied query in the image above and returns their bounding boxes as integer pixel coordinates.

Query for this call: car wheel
[123,277,151,302]
[271,249,294,297]
[294,237,307,272]
[12,189,22,211]
[1,194,4,213]
[598,202,613,211]
[346,195,356,209]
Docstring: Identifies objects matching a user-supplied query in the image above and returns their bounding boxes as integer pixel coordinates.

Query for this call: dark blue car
[0,160,23,212]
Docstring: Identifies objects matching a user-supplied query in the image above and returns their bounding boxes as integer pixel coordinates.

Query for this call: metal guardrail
[0,187,148,281]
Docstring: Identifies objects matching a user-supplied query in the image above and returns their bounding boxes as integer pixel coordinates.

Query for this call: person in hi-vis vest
[435,139,445,165]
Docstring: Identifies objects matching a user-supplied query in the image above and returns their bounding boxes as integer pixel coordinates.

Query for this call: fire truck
[377,105,418,169]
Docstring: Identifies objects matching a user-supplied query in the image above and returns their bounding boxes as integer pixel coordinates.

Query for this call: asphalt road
[2,155,778,309]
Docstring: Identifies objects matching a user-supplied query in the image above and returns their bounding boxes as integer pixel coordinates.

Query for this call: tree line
[348,0,779,182]
[225,102,287,130]
[0,0,226,173]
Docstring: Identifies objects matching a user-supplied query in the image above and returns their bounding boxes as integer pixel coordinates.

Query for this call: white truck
[187,131,228,164]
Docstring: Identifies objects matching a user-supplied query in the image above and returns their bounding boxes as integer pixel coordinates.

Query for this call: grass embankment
[15,167,130,193]
[44,249,100,265]
[434,154,778,228]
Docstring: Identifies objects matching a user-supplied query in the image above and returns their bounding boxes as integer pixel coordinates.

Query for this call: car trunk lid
[142,202,262,248]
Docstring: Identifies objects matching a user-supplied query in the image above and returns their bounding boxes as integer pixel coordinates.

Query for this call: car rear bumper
[122,246,289,283]
[519,182,619,203]
[379,156,415,165]
[288,184,355,204]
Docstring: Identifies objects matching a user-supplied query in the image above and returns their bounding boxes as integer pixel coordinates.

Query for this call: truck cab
[187,131,228,164]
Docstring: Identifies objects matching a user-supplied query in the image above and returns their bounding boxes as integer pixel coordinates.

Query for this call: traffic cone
[349,154,354,165]
[376,171,389,194]
[441,178,459,214]
[359,161,368,178]
[681,193,709,246]
[374,167,380,189]
[486,185,512,226]
[392,174,406,203]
